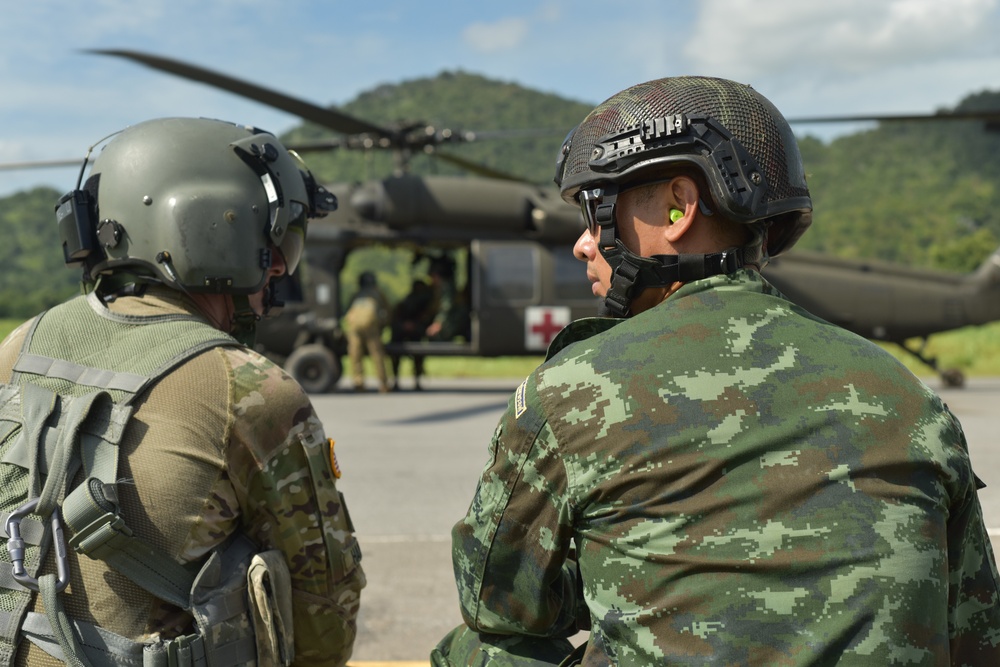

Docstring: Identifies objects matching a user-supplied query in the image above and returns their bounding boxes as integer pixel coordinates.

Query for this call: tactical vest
[0,293,292,667]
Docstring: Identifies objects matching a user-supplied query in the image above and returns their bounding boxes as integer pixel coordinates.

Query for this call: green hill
[0,187,81,317]
[2,72,1000,320]
[797,90,1000,269]
[281,69,592,185]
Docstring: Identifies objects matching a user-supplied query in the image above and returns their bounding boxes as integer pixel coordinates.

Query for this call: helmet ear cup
[55,188,101,266]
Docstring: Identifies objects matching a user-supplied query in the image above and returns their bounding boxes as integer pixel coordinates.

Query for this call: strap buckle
[67,510,133,558]
[717,249,742,274]
[5,498,70,592]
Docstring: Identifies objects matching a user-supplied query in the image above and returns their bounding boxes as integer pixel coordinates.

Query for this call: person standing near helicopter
[344,270,391,393]
[435,76,1000,665]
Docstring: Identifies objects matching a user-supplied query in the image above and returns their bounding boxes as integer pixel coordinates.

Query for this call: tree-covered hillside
[282,69,592,185]
[0,187,81,317]
[2,71,1000,318]
[797,90,1000,269]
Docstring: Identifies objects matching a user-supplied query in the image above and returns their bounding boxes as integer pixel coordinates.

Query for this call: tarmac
[313,375,1000,664]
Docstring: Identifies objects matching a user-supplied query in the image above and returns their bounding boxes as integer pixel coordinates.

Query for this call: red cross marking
[530,311,564,345]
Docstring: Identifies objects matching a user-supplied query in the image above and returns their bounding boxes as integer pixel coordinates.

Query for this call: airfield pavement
[313,375,1000,665]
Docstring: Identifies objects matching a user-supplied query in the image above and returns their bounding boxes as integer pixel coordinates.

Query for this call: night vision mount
[588,114,769,223]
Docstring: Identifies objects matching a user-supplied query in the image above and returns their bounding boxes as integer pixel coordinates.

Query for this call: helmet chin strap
[595,191,746,317]
[229,294,260,347]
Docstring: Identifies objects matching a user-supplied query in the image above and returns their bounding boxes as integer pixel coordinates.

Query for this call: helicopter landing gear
[285,343,342,394]
[899,339,965,388]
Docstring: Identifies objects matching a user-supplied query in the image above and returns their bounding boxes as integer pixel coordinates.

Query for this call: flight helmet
[554,76,812,316]
[57,117,337,295]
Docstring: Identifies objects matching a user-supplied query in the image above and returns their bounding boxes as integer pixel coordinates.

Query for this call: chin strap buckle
[717,249,742,274]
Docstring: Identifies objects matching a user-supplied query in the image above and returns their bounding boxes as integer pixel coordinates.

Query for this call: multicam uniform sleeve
[452,371,587,637]
[225,348,365,667]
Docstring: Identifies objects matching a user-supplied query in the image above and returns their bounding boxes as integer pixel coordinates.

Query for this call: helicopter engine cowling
[349,174,581,242]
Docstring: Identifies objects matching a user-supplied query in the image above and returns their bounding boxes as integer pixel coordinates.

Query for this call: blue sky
[3,0,1000,196]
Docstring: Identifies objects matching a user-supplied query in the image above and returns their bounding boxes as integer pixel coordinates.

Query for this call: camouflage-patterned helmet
[554,76,812,256]
[58,117,336,293]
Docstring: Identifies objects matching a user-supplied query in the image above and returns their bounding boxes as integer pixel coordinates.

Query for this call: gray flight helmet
[69,117,333,293]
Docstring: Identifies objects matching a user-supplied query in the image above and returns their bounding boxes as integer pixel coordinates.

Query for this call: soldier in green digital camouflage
[433,77,1000,666]
[0,118,363,666]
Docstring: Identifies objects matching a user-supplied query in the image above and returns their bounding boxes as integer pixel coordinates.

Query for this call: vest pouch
[247,550,294,667]
[185,534,259,667]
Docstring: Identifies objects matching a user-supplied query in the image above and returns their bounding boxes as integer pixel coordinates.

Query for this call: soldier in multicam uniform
[434,77,1000,666]
[0,118,363,666]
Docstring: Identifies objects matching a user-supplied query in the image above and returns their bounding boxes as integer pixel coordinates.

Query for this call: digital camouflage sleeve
[452,271,1000,666]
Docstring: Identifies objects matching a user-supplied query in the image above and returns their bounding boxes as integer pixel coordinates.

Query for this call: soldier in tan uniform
[0,118,364,666]
[344,271,391,393]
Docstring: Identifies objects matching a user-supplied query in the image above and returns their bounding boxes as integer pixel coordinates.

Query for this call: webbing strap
[21,611,144,666]
[0,384,58,667]
[13,355,148,394]
[20,610,254,667]
[21,611,223,667]
[0,566,30,593]
[20,383,57,500]
[62,488,195,609]
[36,391,111,519]
[41,573,93,667]
[0,609,12,638]
[0,512,44,545]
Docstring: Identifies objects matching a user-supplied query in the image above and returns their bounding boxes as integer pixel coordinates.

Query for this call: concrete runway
[314,376,1000,664]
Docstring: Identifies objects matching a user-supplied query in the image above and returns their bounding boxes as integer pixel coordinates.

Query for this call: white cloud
[686,0,1000,78]
[462,17,531,53]
[535,2,563,23]
[4,0,1000,193]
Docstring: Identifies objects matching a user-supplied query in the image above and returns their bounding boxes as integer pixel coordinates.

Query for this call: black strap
[603,242,747,316]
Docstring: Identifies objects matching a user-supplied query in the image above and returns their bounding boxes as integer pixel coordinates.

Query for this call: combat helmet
[56,117,337,296]
[554,76,812,316]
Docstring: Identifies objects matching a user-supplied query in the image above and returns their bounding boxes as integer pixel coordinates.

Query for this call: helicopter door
[472,240,601,357]
[474,240,542,356]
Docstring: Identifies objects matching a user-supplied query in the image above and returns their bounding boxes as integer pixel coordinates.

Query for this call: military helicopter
[5,49,1000,391]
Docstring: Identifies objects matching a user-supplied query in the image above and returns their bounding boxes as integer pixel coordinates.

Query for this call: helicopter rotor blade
[284,138,346,154]
[87,48,392,138]
[788,109,1000,124]
[0,158,86,172]
[430,150,529,182]
[19,49,568,182]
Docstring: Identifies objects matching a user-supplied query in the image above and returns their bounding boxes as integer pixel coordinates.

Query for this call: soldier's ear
[664,177,700,242]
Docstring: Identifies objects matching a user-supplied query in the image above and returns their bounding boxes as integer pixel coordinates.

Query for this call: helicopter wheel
[940,368,966,389]
[285,343,341,393]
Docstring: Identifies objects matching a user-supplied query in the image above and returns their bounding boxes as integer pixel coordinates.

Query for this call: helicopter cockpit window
[483,245,538,303]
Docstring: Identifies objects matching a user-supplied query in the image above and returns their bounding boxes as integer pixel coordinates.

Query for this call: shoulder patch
[514,377,528,419]
[329,438,342,478]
